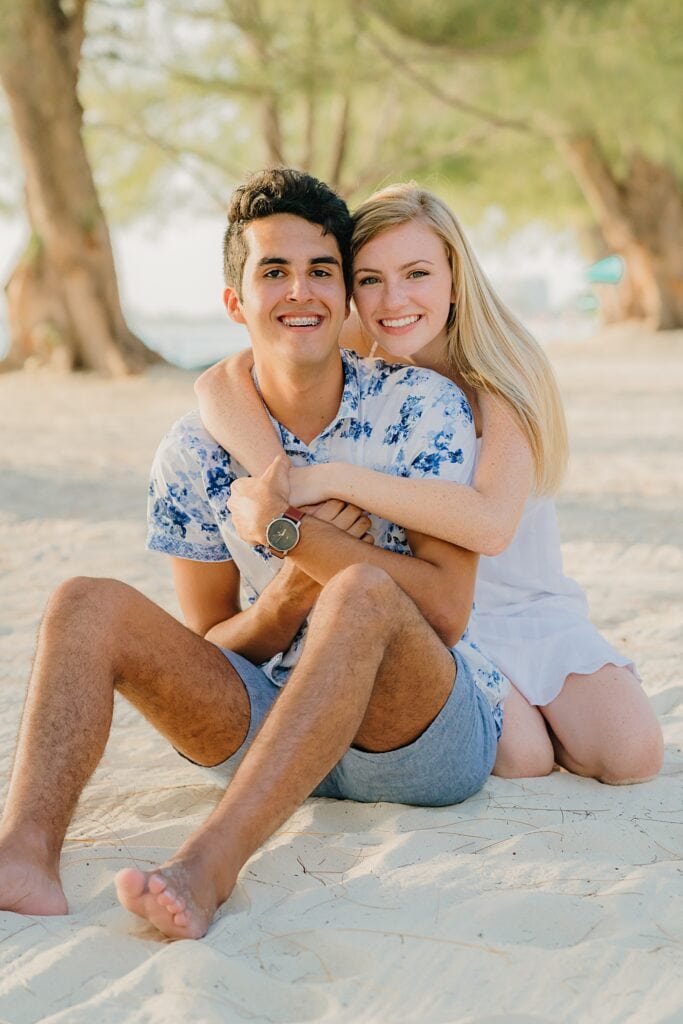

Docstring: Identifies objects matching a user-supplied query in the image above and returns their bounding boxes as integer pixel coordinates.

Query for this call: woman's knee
[492,687,555,779]
[597,721,664,785]
[493,735,555,779]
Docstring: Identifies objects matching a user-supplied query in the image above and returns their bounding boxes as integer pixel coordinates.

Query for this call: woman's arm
[290,393,534,556]
[194,348,282,475]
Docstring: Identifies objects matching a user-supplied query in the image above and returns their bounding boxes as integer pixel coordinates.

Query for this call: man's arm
[171,556,320,664]
[229,456,477,649]
[287,518,477,648]
[170,498,375,662]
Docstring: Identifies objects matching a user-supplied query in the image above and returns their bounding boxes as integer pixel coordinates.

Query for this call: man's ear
[224,287,246,324]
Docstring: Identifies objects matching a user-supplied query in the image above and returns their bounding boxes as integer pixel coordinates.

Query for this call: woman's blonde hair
[352,183,568,495]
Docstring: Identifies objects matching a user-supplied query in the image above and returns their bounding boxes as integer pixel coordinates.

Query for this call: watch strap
[283,505,305,523]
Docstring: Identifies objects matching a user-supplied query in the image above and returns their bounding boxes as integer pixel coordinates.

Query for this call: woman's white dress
[472,492,638,706]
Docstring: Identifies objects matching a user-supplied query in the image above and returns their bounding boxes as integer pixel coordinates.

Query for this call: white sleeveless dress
[471,481,638,707]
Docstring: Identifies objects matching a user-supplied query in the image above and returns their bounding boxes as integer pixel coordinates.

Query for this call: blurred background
[0,0,681,373]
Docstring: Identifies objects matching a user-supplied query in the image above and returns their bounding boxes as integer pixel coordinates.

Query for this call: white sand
[1,328,682,1024]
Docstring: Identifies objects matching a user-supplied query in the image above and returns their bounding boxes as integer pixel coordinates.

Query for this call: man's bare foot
[0,843,67,916]
[115,852,238,940]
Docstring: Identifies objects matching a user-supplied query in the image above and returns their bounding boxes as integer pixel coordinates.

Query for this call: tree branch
[361,20,542,139]
[329,93,350,190]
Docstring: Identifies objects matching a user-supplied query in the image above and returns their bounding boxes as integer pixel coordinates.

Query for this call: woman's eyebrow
[354,259,435,275]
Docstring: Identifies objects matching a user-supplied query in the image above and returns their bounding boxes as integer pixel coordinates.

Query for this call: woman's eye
[408,270,428,279]
[357,275,380,286]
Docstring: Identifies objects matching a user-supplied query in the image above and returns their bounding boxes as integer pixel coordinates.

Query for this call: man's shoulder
[348,351,473,425]
[156,409,231,468]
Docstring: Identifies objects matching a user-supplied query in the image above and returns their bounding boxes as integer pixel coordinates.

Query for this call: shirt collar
[252,349,361,453]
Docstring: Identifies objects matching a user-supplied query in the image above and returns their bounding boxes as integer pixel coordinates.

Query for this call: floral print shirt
[147,350,509,731]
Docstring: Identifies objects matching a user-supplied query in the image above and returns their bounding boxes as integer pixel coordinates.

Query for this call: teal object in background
[586,255,624,285]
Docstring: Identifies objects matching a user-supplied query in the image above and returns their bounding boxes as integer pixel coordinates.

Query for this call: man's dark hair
[223,168,353,297]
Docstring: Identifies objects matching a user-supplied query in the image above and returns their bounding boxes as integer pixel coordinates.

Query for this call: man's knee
[321,564,398,616]
[45,576,137,631]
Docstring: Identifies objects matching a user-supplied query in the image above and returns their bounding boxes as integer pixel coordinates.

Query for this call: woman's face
[352,218,454,361]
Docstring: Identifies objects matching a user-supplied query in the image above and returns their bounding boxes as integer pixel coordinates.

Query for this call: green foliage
[3,0,679,234]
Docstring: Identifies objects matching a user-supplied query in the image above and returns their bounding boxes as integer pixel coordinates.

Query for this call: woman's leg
[541,664,663,784]
[492,684,555,778]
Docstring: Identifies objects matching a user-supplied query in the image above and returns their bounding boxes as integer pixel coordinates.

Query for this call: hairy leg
[0,576,251,915]
[541,664,663,784]
[492,684,554,779]
[116,564,459,939]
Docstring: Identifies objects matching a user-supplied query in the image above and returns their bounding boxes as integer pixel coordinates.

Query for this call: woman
[195,183,662,784]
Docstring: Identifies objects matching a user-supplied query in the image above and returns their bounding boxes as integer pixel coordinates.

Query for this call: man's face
[225,214,349,370]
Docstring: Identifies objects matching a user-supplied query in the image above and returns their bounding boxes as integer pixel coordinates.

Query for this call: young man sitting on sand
[0,168,507,940]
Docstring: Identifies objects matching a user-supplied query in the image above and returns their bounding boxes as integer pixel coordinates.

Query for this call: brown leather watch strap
[284,506,305,523]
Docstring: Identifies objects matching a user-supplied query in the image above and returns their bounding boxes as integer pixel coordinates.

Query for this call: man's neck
[253,351,345,445]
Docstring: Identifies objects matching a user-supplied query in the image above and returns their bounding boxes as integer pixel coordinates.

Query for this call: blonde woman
[195,183,662,785]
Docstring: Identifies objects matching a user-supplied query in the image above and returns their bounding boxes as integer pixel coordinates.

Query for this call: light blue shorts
[193,647,499,807]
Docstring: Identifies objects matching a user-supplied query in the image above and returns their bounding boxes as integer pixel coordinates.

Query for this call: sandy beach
[0,326,682,1024]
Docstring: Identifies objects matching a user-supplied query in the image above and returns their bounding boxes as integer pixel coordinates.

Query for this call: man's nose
[286,273,314,302]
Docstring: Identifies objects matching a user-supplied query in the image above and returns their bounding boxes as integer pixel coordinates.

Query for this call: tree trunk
[558,135,683,329]
[0,0,160,374]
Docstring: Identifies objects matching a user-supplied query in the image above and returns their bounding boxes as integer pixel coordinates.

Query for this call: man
[0,169,506,941]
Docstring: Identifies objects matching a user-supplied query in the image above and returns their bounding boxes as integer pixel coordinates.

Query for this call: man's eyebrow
[257,257,289,267]
[256,256,341,267]
[310,255,341,267]
[354,259,435,274]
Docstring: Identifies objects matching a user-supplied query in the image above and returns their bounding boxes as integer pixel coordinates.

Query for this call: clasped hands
[227,455,374,548]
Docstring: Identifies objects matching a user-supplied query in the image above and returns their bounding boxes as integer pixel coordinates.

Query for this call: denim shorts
[196,647,499,808]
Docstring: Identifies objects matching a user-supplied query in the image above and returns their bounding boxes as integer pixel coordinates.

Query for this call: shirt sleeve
[146,416,232,562]
[389,375,477,485]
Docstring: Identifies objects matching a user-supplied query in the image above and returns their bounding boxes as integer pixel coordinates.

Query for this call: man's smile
[277,314,324,328]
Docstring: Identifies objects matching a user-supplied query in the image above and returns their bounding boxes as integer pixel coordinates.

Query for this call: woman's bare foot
[115,851,238,940]
[0,841,67,916]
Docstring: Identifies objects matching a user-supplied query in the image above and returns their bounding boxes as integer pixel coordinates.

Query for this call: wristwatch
[265,506,305,557]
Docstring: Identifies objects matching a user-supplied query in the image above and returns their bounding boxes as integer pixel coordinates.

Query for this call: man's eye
[311,268,332,277]
[264,269,285,278]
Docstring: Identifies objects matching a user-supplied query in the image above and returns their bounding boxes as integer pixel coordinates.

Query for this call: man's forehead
[243,213,341,261]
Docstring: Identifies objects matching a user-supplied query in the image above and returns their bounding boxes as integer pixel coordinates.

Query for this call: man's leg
[0,576,252,916]
[115,564,483,940]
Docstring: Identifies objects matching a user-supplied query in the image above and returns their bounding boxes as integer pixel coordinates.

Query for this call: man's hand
[228,454,291,545]
[303,500,375,544]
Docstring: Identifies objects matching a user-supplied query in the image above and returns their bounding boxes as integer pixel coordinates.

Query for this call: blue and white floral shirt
[147,349,509,732]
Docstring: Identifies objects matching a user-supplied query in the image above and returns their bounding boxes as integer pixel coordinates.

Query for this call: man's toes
[147,873,168,896]
[115,867,147,902]
[158,888,185,913]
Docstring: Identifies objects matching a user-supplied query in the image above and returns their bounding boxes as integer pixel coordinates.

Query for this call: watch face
[266,517,299,552]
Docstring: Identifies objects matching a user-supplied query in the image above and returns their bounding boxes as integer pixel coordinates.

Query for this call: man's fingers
[343,514,372,538]
[307,499,346,522]
[328,503,367,532]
